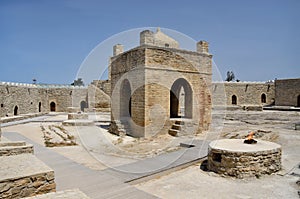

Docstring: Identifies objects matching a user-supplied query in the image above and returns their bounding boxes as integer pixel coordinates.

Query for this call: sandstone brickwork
[212,81,275,107]
[208,139,281,178]
[0,81,111,117]
[275,78,300,107]
[110,29,212,137]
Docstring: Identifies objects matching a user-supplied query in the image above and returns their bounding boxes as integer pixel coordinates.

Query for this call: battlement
[0,81,87,89]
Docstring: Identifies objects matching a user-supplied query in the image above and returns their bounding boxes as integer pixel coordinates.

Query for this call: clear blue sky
[0,0,299,84]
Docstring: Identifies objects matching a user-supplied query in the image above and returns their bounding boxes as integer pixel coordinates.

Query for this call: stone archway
[261,93,266,103]
[120,79,132,118]
[14,106,18,116]
[232,95,237,105]
[50,102,56,112]
[80,101,87,112]
[170,78,193,118]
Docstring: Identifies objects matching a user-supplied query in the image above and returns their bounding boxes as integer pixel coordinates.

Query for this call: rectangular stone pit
[0,154,56,198]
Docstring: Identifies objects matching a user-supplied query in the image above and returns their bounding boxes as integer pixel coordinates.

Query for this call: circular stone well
[207,139,281,178]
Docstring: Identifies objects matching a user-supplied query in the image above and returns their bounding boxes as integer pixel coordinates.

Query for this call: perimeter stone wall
[0,82,112,117]
[275,78,300,106]
[212,82,275,107]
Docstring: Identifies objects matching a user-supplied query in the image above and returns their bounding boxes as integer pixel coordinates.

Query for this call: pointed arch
[50,102,56,112]
[232,95,237,105]
[261,93,266,103]
[14,106,18,116]
[80,101,87,112]
[170,78,193,118]
[120,79,132,117]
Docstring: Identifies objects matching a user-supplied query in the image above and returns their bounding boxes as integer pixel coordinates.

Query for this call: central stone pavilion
[110,28,212,138]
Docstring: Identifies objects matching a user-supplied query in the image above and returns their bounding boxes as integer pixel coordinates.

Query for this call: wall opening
[39,102,42,112]
[170,78,193,118]
[50,102,56,112]
[14,106,18,116]
[1,104,3,108]
[261,93,266,103]
[232,95,237,105]
[80,101,87,112]
[120,79,132,118]
[298,95,300,107]
[212,152,222,163]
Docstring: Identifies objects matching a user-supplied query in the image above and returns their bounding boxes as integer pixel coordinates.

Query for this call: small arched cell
[231,95,237,105]
[39,102,42,112]
[14,106,18,116]
[297,95,300,107]
[80,101,87,112]
[261,93,266,103]
[50,102,56,112]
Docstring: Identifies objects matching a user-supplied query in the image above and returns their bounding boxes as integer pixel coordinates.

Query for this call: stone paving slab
[24,189,90,199]
[0,154,53,181]
[106,139,208,182]
[3,132,157,199]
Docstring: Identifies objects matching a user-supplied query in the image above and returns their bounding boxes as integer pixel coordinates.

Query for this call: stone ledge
[62,120,94,126]
[0,154,56,198]
[0,141,34,156]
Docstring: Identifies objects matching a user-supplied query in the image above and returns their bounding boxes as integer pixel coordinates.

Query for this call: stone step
[168,129,179,136]
[175,120,185,125]
[0,141,26,147]
[0,142,33,156]
[0,154,56,198]
[171,124,182,130]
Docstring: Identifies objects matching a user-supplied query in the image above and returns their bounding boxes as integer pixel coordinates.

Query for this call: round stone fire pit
[207,139,281,178]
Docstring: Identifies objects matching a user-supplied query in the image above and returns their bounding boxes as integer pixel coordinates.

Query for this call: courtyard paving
[1,110,300,198]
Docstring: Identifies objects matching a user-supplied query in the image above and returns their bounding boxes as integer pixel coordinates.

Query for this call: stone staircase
[168,120,185,136]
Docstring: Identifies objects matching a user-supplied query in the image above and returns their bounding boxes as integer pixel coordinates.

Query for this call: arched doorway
[170,78,193,118]
[120,79,131,117]
[297,95,300,107]
[80,101,87,112]
[14,106,18,116]
[38,102,42,112]
[50,102,56,112]
[261,93,266,103]
[232,95,237,105]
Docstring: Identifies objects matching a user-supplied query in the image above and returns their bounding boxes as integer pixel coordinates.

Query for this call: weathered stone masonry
[110,29,212,137]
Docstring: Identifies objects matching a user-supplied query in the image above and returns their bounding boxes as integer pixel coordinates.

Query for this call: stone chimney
[113,44,124,56]
[197,41,209,54]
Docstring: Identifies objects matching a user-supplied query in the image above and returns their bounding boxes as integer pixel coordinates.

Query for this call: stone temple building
[109,28,213,137]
